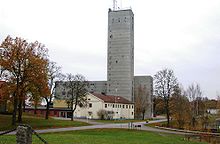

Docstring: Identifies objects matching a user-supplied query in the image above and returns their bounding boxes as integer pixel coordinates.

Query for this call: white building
[53,93,134,119]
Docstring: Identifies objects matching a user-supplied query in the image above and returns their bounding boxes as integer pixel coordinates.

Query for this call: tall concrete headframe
[107,9,134,102]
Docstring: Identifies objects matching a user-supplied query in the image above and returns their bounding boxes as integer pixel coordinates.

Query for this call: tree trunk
[142,112,145,120]
[142,110,145,120]
[12,93,17,126]
[71,101,78,121]
[166,110,170,127]
[45,102,50,119]
[23,99,25,112]
[34,103,37,114]
[153,99,156,117]
[165,100,170,127]
[17,99,23,123]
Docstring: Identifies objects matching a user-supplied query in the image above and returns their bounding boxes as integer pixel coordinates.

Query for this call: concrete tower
[107,9,134,102]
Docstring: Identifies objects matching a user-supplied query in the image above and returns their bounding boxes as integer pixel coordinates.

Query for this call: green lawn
[0,129,207,144]
[0,114,90,131]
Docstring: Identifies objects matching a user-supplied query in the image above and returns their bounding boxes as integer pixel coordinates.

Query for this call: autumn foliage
[0,36,49,124]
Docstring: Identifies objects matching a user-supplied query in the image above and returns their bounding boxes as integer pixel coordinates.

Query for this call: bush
[97,110,114,120]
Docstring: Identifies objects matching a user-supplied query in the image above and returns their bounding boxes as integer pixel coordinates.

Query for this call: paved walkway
[4,118,189,135]
[52,117,103,125]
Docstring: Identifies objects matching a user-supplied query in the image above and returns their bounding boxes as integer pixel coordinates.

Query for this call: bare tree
[65,74,88,121]
[186,83,202,115]
[135,85,150,120]
[154,68,178,127]
[186,83,202,128]
[44,61,62,119]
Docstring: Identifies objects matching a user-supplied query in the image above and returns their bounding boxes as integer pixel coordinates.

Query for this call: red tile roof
[92,93,133,104]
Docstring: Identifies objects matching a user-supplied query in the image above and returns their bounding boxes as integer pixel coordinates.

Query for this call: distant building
[207,109,219,115]
[53,93,134,119]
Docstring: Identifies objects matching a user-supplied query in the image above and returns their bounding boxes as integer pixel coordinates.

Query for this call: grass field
[0,114,90,131]
[0,128,207,144]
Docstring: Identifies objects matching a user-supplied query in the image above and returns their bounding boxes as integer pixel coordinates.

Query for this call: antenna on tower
[113,0,117,11]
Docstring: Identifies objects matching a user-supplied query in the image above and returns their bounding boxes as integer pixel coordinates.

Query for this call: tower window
[116,60,118,63]
[118,18,120,22]
[110,34,113,39]
[112,18,114,23]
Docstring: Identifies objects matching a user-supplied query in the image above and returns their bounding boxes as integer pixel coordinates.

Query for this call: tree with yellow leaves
[0,35,49,125]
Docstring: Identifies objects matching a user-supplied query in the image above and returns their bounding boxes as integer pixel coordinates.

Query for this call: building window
[105,104,107,108]
[132,112,134,115]
[89,103,92,108]
[129,105,131,109]
[123,105,125,108]
[124,17,127,22]
[113,104,114,108]
[110,34,113,39]
[132,105,134,109]
[116,60,118,63]
[126,105,128,109]
[118,18,120,22]
[112,18,114,23]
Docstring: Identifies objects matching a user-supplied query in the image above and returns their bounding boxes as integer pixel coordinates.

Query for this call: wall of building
[53,93,134,119]
[107,9,134,102]
[87,81,107,94]
[55,81,107,99]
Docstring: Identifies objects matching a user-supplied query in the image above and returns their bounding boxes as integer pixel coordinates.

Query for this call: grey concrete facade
[54,81,107,99]
[87,81,107,94]
[107,9,134,102]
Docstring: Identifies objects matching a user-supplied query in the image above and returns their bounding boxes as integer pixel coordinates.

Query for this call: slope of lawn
[0,114,90,131]
[1,129,207,144]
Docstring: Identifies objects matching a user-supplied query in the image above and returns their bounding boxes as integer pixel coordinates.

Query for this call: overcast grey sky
[0,0,220,99]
